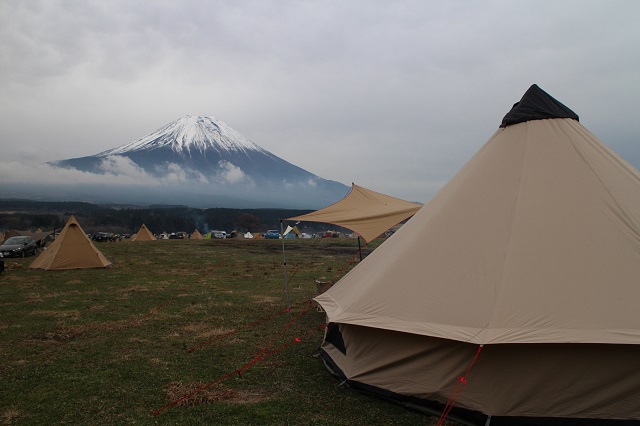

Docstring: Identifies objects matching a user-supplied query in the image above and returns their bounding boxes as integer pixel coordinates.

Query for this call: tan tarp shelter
[131,224,156,241]
[190,229,204,240]
[3,229,54,245]
[29,216,112,270]
[315,85,640,423]
[287,183,422,243]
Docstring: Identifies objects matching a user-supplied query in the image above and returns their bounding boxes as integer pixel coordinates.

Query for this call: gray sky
[1,0,639,203]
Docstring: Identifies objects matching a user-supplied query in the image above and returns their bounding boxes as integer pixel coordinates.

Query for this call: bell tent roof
[316,84,640,346]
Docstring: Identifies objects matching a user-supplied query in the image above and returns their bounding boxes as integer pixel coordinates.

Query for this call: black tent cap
[500,84,579,128]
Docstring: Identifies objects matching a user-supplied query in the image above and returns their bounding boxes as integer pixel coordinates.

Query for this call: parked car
[0,236,38,257]
[264,230,281,239]
[211,230,227,239]
[169,232,187,239]
[92,232,117,242]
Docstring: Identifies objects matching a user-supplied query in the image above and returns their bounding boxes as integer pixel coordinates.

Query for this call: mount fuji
[46,116,349,208]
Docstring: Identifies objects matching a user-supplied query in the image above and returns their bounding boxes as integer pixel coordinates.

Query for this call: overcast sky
[1,0,639,203]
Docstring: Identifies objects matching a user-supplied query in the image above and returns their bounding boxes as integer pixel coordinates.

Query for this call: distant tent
[283,225,301,238]
[287,183,422,243]
[190,229,204,240]
[29,216,112,270]
[131,224,156,241]
[244,232,254,239]
[315,85,640,423]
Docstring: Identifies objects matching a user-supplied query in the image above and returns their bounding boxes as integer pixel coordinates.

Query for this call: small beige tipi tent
[190,229,204,240]
[29,216,112,270]
[131,224,156,241]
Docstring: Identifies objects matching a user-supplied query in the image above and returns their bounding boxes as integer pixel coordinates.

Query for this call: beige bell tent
[131,224,156,241]
[315,85,640,423]
[29,216,112,270]
[190,229,204,240]
[287,183,422,243]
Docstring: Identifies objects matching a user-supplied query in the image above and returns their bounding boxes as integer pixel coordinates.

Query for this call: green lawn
[0,238,452,425]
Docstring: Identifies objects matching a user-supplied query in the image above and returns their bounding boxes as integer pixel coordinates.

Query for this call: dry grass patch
[182,323,236,340]
[30,310,81,320]
[250,295,278,304]
[1,408,26,424]
[25,293,44,303]
[117,285,151,293]
[64,279,84,285]
[182,303,207,314]
[164,381,270,407]
[149,357,169,366]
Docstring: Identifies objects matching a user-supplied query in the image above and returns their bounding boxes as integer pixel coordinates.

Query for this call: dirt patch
[164,381,270,407]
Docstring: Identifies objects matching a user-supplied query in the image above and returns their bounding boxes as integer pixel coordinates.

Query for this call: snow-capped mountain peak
[100,115,266,156]
[50,114,349,208]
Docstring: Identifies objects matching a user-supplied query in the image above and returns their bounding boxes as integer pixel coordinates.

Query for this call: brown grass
[164,382,271,407]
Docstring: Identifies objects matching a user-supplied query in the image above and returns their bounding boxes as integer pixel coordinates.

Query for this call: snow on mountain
[101,116,267,156]
[49,115,349,208]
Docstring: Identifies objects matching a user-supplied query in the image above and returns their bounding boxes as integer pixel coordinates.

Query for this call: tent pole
[280,219,290,307]
[358,236,362,262]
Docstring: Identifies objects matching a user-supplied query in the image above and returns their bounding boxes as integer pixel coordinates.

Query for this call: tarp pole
[280,219,290,307]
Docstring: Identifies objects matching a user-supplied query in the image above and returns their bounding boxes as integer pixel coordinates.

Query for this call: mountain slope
[50,116,349,209]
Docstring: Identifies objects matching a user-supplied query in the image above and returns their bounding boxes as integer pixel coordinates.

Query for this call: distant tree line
[0,199,323,235]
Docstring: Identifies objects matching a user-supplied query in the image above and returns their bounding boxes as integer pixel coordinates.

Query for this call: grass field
[0,238,453,425]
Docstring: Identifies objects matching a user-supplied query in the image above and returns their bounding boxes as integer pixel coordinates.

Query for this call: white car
[212,231,227,239]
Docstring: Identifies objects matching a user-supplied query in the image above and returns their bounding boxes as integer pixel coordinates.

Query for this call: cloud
[1,1,639,204]
[98,155,155,183]
[216,160,249,185]
[0,156,216,190]
[0,160,150,186]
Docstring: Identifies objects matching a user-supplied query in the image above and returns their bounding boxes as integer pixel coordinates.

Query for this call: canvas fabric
[322,324,640,419]
[316,118,640,345]
[131,224,156,241]
[29,216,112,270]
[287,183,421,243]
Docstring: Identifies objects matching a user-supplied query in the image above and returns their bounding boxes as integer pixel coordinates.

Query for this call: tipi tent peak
[29,215,112,270]
[315,84,640,423]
